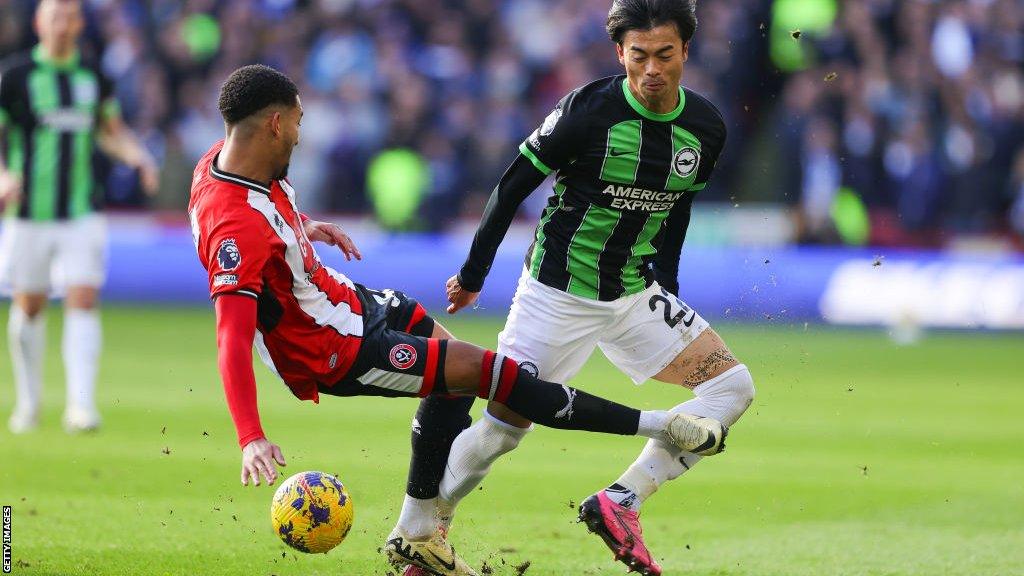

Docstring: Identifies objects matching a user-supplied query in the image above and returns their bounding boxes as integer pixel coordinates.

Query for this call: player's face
[35,0,85,55]
[284,97,302,153]
[272,97,303,166]
[616,23,688,110]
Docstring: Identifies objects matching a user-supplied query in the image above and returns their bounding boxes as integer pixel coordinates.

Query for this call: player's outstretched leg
[579,330,754,576]
[440,342,727,452]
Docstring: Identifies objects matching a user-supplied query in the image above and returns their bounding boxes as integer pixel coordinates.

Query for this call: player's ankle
[636,410,672,439]
[396,495,438,540]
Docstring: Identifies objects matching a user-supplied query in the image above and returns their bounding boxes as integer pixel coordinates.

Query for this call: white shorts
[0,215,108,294]
[496,269,710,384]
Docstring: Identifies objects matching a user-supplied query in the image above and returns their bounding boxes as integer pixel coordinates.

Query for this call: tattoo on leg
[683,349,737,387]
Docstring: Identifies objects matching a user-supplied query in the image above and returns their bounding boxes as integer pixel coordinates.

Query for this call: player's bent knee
[14,294,47,318]
[689,364,755,427]
[65,287,99,310]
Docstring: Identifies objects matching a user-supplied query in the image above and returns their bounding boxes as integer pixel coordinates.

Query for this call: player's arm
[98,113,159,196]
[0,66,21,207]
[448,91,585,313]
[447,155,547,313]
[95,75,159,196]
[215,293,287,486]
[653,198,692,296]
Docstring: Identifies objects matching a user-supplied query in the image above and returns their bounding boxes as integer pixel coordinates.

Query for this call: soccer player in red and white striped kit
[189,65,726,576]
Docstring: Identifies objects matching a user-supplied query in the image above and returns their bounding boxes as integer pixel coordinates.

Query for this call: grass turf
[1,306,1022,575]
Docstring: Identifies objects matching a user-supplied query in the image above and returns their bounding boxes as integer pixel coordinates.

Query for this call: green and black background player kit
[0,46,118,221]
[459,75,726,300]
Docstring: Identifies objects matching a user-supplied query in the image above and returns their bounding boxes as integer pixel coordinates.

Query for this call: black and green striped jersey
[0,46,119,221]
[459,75,726,301]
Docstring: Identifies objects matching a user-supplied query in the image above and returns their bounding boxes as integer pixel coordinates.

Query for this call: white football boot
[665,412,727,456]
[62,405,101,433]
[8,406,39,434]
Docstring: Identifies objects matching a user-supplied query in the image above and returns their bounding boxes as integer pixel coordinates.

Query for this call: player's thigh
[497,270,604,383]
[55,214,108,293]
[0,219,56,295]
[651,328,739,388]
[599,283,720,386]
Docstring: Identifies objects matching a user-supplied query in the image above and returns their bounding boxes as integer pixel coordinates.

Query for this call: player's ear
[615,42,625,66]
[268,111,282,138]
[681,41,689,62]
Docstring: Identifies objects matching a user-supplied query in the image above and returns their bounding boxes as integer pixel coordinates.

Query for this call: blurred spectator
[1,0,1020,250]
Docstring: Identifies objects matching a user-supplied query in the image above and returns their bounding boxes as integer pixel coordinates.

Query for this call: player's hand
[445,275,480,314]
[303,219,362,261]
[240,438,287,487]
[0,172,22,206]
[138,156,160,197]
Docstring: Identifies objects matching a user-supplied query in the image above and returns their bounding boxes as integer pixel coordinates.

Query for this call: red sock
[477,351,518,404]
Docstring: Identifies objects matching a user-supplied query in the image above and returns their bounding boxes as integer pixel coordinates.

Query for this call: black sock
[405,395,474,499]
[502,370,640,435]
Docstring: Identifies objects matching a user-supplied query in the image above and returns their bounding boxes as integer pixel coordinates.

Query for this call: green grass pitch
[1,306,1022,575]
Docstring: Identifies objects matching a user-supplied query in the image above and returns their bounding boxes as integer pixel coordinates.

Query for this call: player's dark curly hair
[606,0,697,44]
[218,64,299,125]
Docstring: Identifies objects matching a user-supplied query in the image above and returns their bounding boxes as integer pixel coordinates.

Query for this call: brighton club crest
[672,147,700,178]
[217,239,242,271]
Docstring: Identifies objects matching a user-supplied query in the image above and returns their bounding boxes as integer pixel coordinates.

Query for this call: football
[270,471,354,554]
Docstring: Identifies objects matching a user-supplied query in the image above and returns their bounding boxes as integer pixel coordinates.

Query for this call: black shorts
[318,285,448,399]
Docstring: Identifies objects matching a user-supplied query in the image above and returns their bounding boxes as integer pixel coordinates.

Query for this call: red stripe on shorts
[405,304,428,333]
[418,338,441,397]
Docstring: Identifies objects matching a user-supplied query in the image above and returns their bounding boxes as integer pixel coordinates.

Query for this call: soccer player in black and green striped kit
[0,0,157,434]
[391,2,757,575]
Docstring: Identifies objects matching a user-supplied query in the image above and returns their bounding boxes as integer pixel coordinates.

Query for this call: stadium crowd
[1,0,1022,247]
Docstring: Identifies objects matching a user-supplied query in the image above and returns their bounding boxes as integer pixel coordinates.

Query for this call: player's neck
[39,42,77,64]
[218,139,277,186]
[628,82,679,115]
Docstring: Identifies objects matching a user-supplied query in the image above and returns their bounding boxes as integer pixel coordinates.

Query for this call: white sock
[607,365,755,510]
[438,410,532,511]
[63,308,101,412]
[396,495,438,540]
[8,307,46,414]
[636,410,672,440]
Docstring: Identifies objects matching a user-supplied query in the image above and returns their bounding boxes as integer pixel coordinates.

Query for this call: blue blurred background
[1,0,1022,330]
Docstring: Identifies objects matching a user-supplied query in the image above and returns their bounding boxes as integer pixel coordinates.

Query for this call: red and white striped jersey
[189,141,362,402]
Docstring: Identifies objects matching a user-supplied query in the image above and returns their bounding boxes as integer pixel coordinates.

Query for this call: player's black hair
[218,64,299,125]
[606,0,697,44]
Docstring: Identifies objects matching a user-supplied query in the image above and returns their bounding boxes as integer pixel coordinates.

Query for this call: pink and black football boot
[578,491,662,576]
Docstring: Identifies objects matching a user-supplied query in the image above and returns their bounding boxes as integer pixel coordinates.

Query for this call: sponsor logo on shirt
[40,109,94,132]
[213,273,238,287]
[601,184,687,212]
